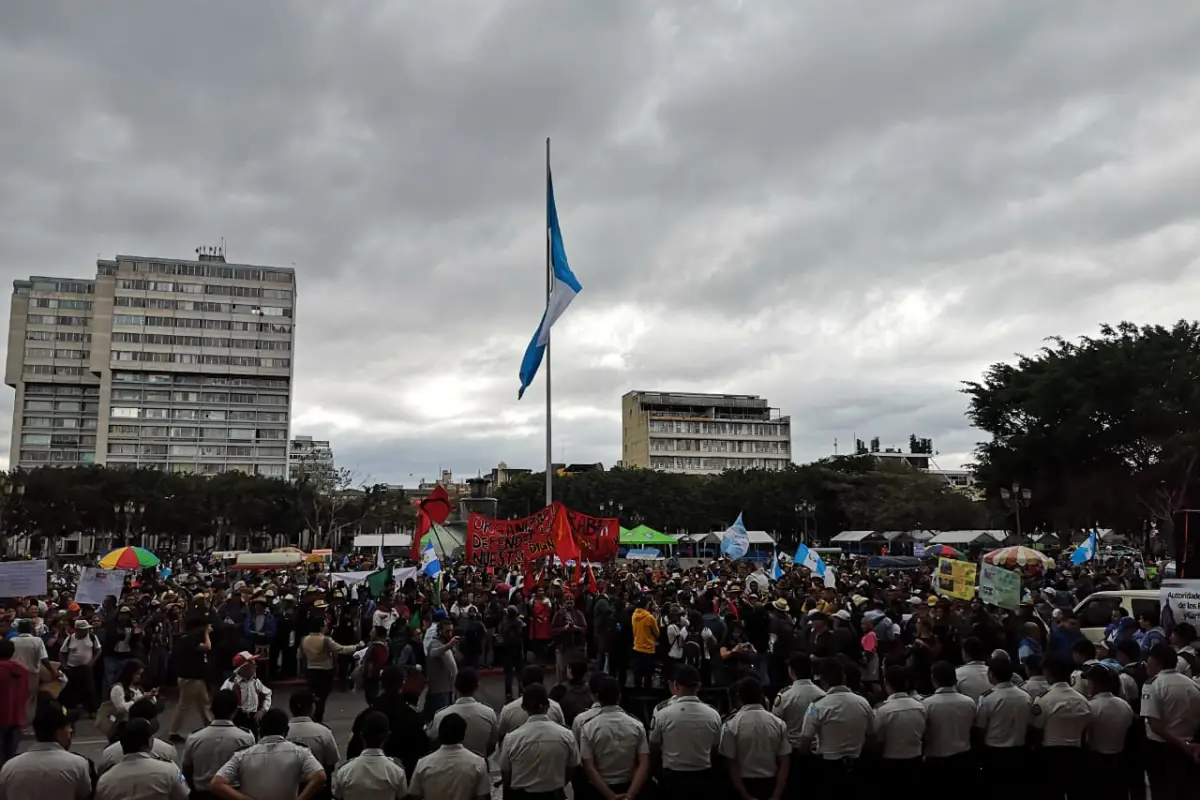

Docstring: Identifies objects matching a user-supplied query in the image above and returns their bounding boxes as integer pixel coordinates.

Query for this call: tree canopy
[964,320,1200,559]
[494,458,991,542]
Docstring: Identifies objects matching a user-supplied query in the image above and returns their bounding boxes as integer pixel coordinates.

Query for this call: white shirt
[371,609,399,634]
[60,632,100,668]
[11,634,47,676]
[220,674,273,715]
[667,624,687,659]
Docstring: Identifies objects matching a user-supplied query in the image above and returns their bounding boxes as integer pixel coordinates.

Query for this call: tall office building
[6,249,296,476]
[288,435,334,482]
[621,391,792,475]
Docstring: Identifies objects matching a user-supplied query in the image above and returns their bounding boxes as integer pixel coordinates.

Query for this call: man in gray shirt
[210,708,325,800]
[182,689,255,797]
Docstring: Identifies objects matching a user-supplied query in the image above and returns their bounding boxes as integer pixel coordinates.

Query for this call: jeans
[103,657,124,696]
[307,669,335,724]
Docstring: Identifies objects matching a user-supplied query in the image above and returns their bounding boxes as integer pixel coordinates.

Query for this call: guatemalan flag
[770,551,783,581]
[518,168,583,399]
[793,542,827,578]
[1072,528,1098,566]
[421,538,442,579]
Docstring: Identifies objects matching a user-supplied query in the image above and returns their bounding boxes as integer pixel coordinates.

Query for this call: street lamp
[113,501,146,547]
[0,480,25,558]
[999,483,1032,539]
[794,501,815,546]
[600,501,624,522]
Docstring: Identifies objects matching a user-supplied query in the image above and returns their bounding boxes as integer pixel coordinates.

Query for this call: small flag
[375,540,385,571]
[410,485,452,561]
[519,168,583,398]
[793,542,827,577]
[770,551,783,581]
[1072,529,1098,566]
[421,538,442,579]
[719,513,750,560]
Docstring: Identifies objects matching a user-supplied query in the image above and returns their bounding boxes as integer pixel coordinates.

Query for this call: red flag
[551,502,581,562]
[410,485,452,560]
[586,563,598,594]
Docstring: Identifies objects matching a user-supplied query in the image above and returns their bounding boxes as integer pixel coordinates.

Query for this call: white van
[1073,589,1160,644]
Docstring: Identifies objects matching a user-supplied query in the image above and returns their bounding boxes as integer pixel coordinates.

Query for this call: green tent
[619,525,677,547]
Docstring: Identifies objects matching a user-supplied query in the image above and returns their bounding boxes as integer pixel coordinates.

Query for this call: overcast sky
[3,2,1200,486]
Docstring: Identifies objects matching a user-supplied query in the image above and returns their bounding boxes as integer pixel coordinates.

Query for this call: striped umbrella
[98,546,161,570]
[924,544,963,559]
[981,545,1054,569]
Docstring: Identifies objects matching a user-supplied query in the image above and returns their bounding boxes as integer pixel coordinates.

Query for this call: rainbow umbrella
[98,546,161,570]
[924,544,963,559]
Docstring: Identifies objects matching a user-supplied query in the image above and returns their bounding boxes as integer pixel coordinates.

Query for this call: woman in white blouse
[109,659,157,723]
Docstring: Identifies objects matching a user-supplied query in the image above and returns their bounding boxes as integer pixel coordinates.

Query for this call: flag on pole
[421,538,442,579]
[719,512,750,559]
[375,540,385,571]
[1072,529,1098,566]
[770,551,783,581]
[518,168,583,399]
[410,485,452,561]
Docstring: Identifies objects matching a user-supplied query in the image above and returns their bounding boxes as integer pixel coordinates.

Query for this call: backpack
[682,628,705,666]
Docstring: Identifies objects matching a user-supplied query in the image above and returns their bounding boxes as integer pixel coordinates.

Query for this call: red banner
[563,507,619,562]
[465,503,620,568]
[465,504,557,568]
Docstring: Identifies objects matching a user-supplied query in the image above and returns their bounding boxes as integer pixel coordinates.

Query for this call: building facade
[621,391,792,475]
[288,435,334,482]
[6,251,296,477]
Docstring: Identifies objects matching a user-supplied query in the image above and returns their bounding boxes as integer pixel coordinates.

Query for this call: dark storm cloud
[3,1,1200,482]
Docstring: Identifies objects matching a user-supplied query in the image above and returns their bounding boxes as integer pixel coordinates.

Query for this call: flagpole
[544,136,553,508]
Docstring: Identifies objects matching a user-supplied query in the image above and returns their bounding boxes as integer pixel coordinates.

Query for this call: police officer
[773,652,825,799]
[409,714,491,800]
[870,666,926,786]
[922,661,976,784]
[578,677,650,800]
[428,668,499,758]
[331,711,409,800]
[0,700,92,800]
[1020,654,1051,701]
[719,677,790,800]
[570,672,608,744]
[97,697,178,776]
[1081,663,1133,800]
[1030,655,1091,800]
[497,666,566,744]
[182,689,255,800]
[210,708,327,800]
[287,691,341,780]
[956,637,992,700]
[1140,643,1200,800]
[796,657,872,797]
[95,718,189,800]
[648,664,722,795]
[497,682,579,799]
[973,656,1031,800]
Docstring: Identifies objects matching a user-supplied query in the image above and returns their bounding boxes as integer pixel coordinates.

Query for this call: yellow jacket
[632,608,660,654]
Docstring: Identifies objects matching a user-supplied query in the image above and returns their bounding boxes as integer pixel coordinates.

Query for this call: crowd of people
[0,546,1195,799]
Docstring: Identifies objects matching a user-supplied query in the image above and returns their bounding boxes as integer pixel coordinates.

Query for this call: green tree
[965,321,1200,560]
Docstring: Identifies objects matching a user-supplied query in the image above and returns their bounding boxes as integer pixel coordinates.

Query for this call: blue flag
[770,551,783,581]
[1072,529,1098,566]
[518,169,583,399]
[720,512,750,559]
[793,542,827,577]
[421,538,442,578]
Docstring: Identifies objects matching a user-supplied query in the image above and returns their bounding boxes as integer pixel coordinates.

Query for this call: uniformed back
[922,688,975,758]
[773,679,826,749]
[974,683,1031,747]
[1086,692,1133,754]
[1032,682,1091,746]
[801,686,872,759]
[872,694,926,759]
[579,706,650,786]
[718,703,791,779]
[649,695,722,771]
[1142,669,1200,743]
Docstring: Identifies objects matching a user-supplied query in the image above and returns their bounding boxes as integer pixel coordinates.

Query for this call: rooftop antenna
[833,437,838,456]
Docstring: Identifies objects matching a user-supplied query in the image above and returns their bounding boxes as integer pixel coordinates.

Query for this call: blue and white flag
[720,512,750,560]
[518,169,583,399]
[770,551,783,581]
[793,542,827,577]
[421,538,442,578]
[1072,529,1098,566]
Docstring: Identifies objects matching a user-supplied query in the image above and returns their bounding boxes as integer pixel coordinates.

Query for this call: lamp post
[794,501,815,546]
[113,501,146,547]
[0,479,25,558]
[999,483,1032,540]
[600,500,624,523]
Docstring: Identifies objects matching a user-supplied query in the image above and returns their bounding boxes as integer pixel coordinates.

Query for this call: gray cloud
[3,1,1200,485]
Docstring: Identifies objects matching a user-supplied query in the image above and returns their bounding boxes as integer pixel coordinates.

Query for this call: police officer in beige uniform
[497,666,566,744]
[96,718,190,800]
[182,689,255,800]
[922,661,976,783]
[497,682,579,800]
[796,659,872,797]
[0,701,92,800]
[98,698,178,776]
[719,678,791,800]
[210,708,326,800]
[1140,643,1200,800]
[648,665,722,795]
[1030,656,1091,800]
[409,714,491,800]
[578,677,650,800]
[1019,654,1050,701]
[972,656,1030,800]
[427,668,499,758]
[955,638,992,701]
[870,666,926,786]
[773,652,826,796]
[330,711,408,800]
[287,692,341,779]
[570,672,608,744]
[1080,664,1133,800]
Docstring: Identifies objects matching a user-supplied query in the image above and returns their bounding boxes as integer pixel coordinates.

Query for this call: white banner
[0,560,47,598]
[1159,579,1200,634]
[75,567,127,606]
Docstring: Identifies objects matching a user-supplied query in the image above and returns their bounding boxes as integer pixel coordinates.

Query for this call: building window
[111,407,140,419]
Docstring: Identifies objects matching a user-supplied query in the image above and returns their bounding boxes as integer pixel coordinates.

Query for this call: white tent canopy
[928,530,1007,546]
[691,530,775,546]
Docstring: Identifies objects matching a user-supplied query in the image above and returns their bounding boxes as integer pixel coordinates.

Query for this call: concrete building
[288,435,334,482]
[621,391,792,475]
[6,249,296,477]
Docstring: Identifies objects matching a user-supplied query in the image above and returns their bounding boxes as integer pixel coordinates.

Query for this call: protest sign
[1159,579,1200,634]
[977,562,1021,610]
[75,567,127,606]
[0,559,47,598]
[933,557,977,601]
[466,504,557,568]
[563,507,619,562]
